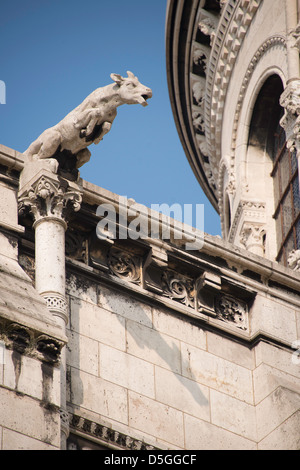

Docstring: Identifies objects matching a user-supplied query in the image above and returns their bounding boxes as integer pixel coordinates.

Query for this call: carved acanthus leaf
[108,248,141,283]
[18,175,82,224]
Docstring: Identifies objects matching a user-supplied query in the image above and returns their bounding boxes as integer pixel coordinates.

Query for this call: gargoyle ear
[110,73,123,85]
[126,71,136,79]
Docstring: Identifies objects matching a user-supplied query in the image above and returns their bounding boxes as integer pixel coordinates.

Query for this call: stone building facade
[0,0,299,451]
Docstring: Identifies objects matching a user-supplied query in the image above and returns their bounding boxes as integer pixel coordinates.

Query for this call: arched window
[247,74,300,264]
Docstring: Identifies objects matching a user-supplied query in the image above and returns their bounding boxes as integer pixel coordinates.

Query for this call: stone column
[18,159,82,449]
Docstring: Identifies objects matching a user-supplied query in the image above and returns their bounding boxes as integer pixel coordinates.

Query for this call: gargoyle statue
[24,71,152,176]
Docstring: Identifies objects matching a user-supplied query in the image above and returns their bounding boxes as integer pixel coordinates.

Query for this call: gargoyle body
[24,71,152,176]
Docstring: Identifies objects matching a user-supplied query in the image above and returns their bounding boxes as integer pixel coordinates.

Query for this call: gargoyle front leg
[74,109,103,137]
[93,121,112,144]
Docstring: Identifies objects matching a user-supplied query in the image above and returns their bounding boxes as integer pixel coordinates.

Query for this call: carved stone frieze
[162,271,196,309]
[108,248,141,284]
[85,220,255,331]
[192,110,205,134]
[215,294,248,330]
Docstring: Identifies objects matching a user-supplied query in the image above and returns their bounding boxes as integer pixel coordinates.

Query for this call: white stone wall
[66,273,300,450]
[0,352,61,449]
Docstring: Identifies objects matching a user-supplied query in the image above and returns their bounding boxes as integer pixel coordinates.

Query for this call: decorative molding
[42,292,68,324]
[89,243,253,331]
[198,9,219,46]
[69,413,159,450]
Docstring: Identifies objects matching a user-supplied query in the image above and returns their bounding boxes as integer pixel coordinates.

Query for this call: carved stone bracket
[0,319,64,364]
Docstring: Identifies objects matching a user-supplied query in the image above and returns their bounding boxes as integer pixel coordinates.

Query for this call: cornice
[69,413,160,450]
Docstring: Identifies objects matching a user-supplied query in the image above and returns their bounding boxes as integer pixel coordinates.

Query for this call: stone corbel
[195,271,221,316]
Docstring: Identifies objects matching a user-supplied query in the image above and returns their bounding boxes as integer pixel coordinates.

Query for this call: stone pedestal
[18,158,82,449]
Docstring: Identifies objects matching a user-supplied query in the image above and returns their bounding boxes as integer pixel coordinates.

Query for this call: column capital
[18,159,82,227]
[280,80,300,154]
[240,223,266,256]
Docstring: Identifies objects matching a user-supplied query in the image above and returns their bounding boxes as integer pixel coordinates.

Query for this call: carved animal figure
[24,71,152,171]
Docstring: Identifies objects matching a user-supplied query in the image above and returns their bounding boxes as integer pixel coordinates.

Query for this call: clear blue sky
[0,0,221,236]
